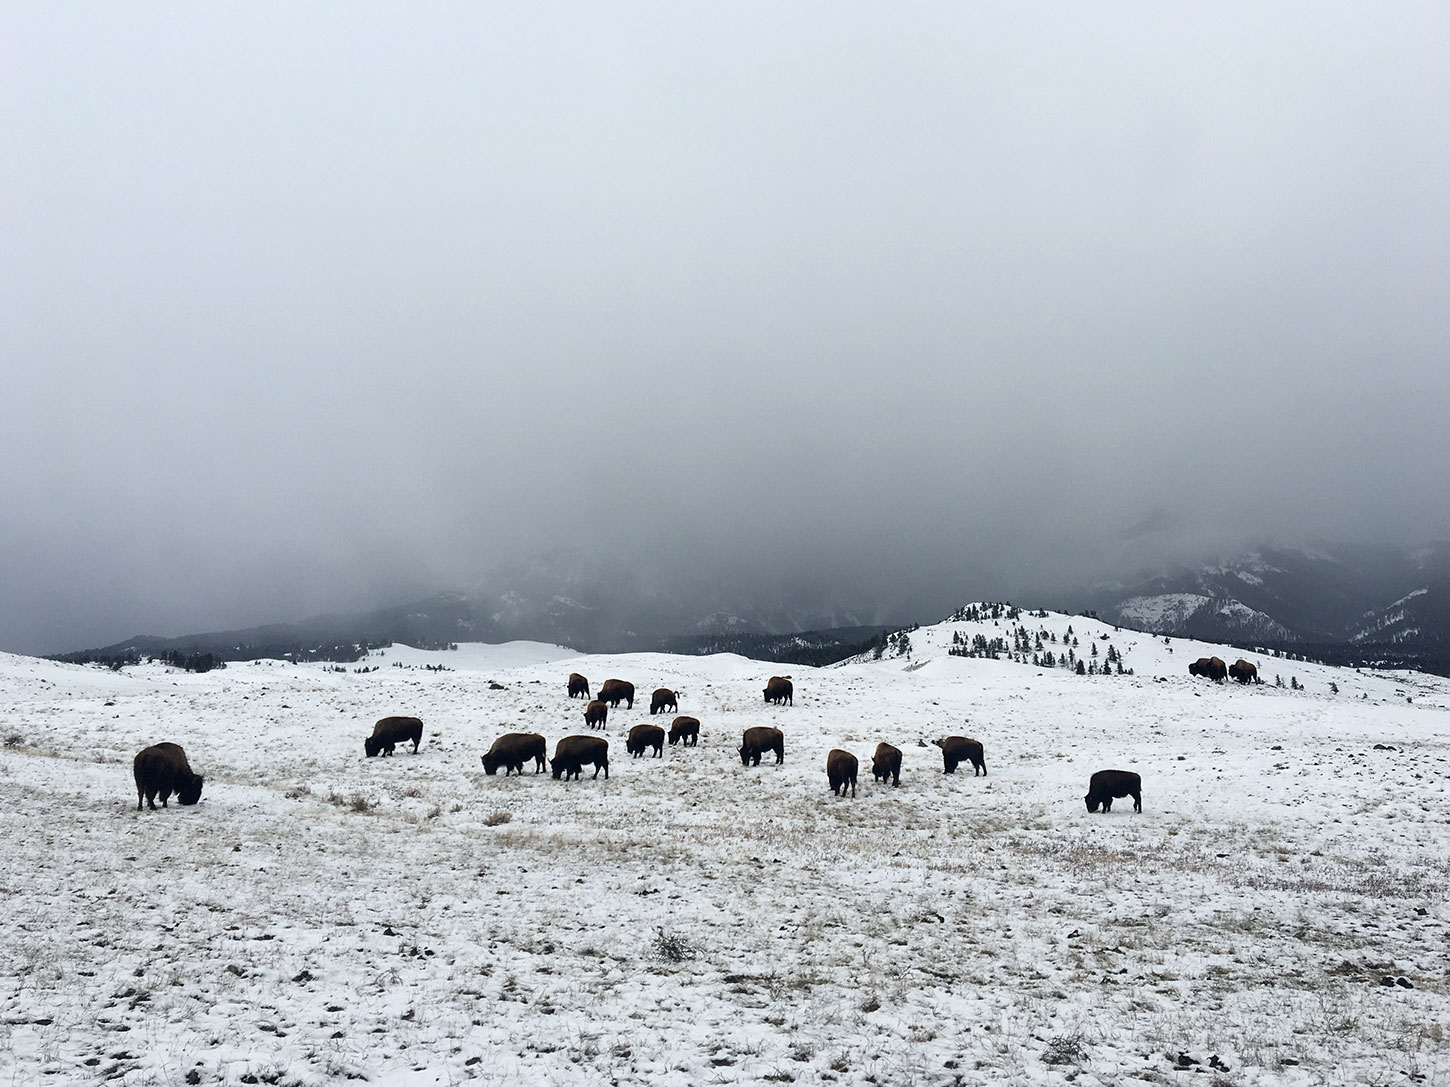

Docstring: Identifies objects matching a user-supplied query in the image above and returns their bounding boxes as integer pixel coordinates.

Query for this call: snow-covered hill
[2,606,1447,1086]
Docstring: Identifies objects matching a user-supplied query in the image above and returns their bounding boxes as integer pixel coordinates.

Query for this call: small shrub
[483,810,512,827]
[3,734,23,748]
[1043,1030,1089,1065]
[651,927,698,963]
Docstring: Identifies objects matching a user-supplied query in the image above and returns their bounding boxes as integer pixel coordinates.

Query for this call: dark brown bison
[826,749,858,797]
[133,742,204,811]
[763,676,793,705]
[583,699,608,730]
[598,679,635,709]
[933,735,986,776]
[1085,769,1141,813]
[871,742,902,787]
[481,733,547,776]
[739,726,785,766]
[365,716,423,757]
[627,723,666,758]
[551,735,610,780]
[1228,658,1258,684]
[1189,656,1228,682]
[650,688,678,715]
[567,672,590,699]
[668,716,700,746]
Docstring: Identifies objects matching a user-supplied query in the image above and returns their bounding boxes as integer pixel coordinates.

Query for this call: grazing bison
[481,733,547,776]
[650,688,678,715]
[1189,656,1228,682]
[933,735,986,776]
[668,716,700,747]
[1085,769,1142,813]
[598,678,635,709]
[551,735,610,780]
[739,726,785,766]
[871,742,902,787]
[365,716,423,757]
[583,699,608,730]
[133,742,204,811]
[826,749,858,797]
[763,676,794,706]
[567,672,590,699]
[627,723,666,758]
[1229,658,1258,684]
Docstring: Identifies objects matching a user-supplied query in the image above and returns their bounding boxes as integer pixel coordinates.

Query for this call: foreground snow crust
[1,610,1448,1086]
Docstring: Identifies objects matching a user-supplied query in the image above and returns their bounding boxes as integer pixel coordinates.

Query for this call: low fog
[4,3,1449,653]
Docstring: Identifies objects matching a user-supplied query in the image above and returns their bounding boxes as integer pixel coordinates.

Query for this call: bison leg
[1132,792,1142,813]
[943,758,957,774]
[1102,797,1113,812]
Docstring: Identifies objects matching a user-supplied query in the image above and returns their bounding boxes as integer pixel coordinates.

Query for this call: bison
[567,672,590,699]
[583,699,608,730]
[627,723,666,758]
[871,742,902,787]
[551,735,610,781]
[1228,658,1258,684]
[365,716,423,757]
[826,749,858,797]
[668,716,700,747]
[599,678,635,709]
[1085,769,1141,813]
[133,742,204,811]
[650,688,678,715]
[481,733,547,776]
[933,735,986,776]
[739,726,785,766]
[763,676,793,705]
[1189,656,1228,682]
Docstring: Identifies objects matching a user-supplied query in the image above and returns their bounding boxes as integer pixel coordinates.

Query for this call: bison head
[550,759,563,780]
[177,774,204,806]
[738,745,750,766]
[1084,794,1101,813]
[481,754,500,776]
[364,736,382,757]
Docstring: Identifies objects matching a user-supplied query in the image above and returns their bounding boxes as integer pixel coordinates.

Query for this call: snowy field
[1,607,1448,1086]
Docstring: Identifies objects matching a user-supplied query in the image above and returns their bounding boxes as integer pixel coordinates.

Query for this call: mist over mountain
[50,539,1450,678]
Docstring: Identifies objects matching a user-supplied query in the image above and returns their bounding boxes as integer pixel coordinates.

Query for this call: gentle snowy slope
[1,608,1447,1086]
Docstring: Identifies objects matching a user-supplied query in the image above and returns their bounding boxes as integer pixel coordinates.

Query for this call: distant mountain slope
[51,542,1450,678]
[1074,542,1450,675]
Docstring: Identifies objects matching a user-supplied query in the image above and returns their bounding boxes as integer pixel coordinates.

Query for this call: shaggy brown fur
[763,676,793,705]
[481,733,547,776]
[1085,769,1142,813]
[933,735,986,776]
[365,716,423,757]
[598,679,635,709]
[650,688,678,715]
[567,672,590,699]
[133,742,204,811]
[667,716,700,747]
[583,699,608,730]
[1189,656,1228,682]
[871,742,902,787]
[739,726,785,766]
[551,735,610,781]
[826,749,858,797]
[627,724,666,758]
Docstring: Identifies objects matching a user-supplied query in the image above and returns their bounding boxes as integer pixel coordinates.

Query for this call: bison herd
[131,667,1154,817]
[1189,656,1259,685]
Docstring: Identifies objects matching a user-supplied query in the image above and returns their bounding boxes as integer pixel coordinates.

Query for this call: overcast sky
[4,2,1449,653]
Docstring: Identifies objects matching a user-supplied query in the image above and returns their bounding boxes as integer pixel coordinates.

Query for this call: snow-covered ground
[2,607,1447,1086]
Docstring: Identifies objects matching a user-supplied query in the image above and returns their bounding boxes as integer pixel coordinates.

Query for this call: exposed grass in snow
[0,612,1448,1086]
